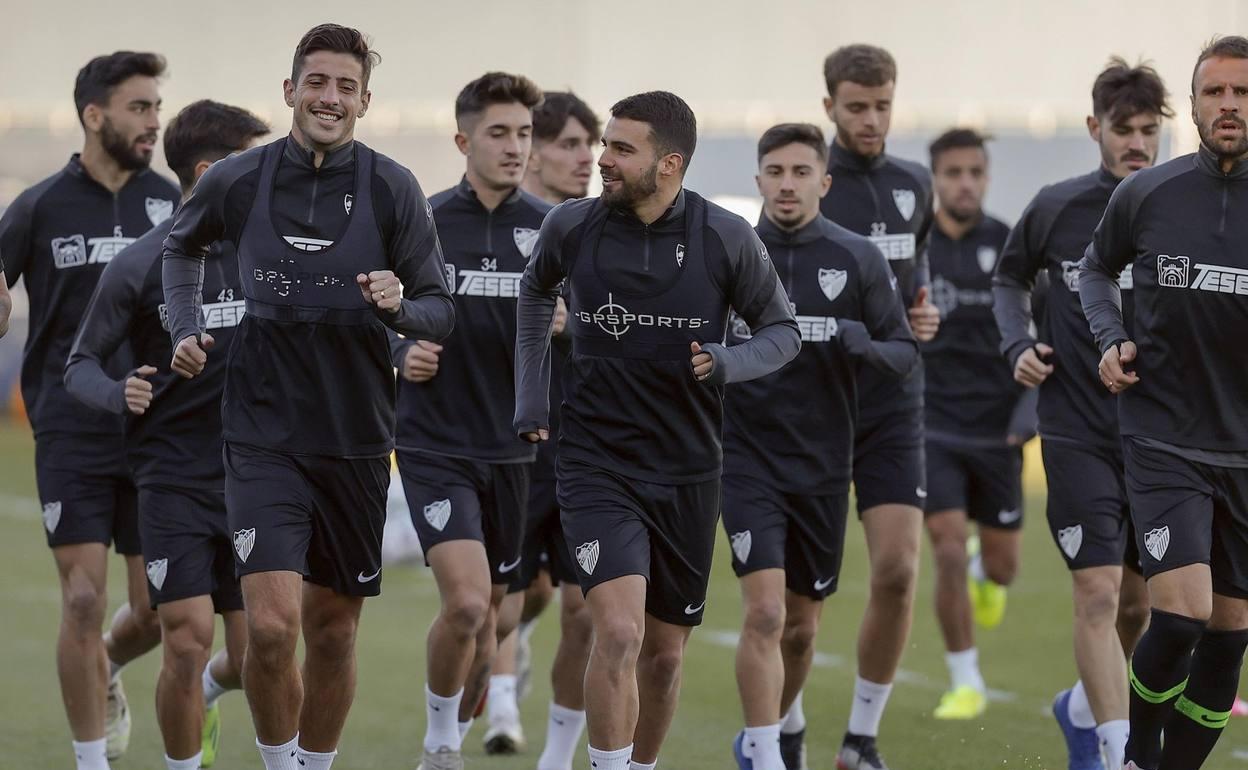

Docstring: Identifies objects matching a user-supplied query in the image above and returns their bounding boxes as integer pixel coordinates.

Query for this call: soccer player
[161,24,454,770]
[1081,35,1248,770]
[921,128,1031,720]
[0,50,177,770]
[65,100,269,770]
[815,43,938,768]
[390,71,545,768]
[723,123,917,770]
[514,91,800,770]
[994,58,1170,770]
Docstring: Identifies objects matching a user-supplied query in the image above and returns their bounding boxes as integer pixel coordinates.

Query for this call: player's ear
[1085,114,1100,143]
[81,103,103,133]
[819,172,832,198]
[358,90,370,118]
[823,95,836,122]
[283,79,296,109]
[454,131,471,157]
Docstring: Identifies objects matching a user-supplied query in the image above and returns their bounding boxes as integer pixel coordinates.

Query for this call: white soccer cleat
[416,746,464,770]
[105,676,132,760]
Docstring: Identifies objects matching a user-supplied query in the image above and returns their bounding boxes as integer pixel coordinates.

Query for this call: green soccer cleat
[968,535,1008,629]
[200,701,221,767]
[933,685,988,720]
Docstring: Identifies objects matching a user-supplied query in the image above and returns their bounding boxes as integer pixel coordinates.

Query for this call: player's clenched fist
[690,341,715,382]
[1098,340,1140,394]
[1014,342,1054,388]
[402,340,442,383]
[908,285,940,342]
[358,270,403,313]
[125,365,158,415]
[172,333,214,379]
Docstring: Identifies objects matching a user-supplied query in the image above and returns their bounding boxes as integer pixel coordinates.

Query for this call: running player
[66,100,269,770]
[815,43,938,769]
[514,91,800,770]
[390,71,545,768]
[994,58,1170,770]
[162,24,454,770]
[921,128,1032,720]
[1081,34,1248,770]
[723,123,917,770]
[0,50,176,770]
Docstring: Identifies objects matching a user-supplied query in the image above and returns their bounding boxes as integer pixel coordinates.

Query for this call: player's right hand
[521,428,551,444]
[171,333,214,379]
[124,365,158,415]
[402,340,442,383]
[1013,342,1054,388]
[1099,340,1140,394]
[551,297,568,336]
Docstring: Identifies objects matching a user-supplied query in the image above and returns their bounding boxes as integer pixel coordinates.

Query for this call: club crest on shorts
[730,530,752,564]
[576,540,600,575]
[892,189,916,221]
[818,268,847,302]
[234,528,256,563]
[1145,526,1171,562]
[42,501,62,533]
[146,197,174,226]
[1058,525,1083,560]
[977,245,999,273]
[513,227,540,259]
[424,499,452,532]
[146,558,168,591]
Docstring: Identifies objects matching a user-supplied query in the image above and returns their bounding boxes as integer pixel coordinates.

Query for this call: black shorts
[853,408,926,514]
[557,459,720,627]
[1043,439,1140,573]
[35,434,140,554]
[721,474,849,600]
[925,442,1024,530]
[1123,438,1248,599]
[223,442,389,597]
[518,474,577,589]
[396,450,530,589]
[138,484,242,612]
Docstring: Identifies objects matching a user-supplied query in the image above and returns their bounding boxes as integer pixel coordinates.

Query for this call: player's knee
[592,614,643,669]
[638,642,684,689]
[162,625,211,680]
[930,535,969,574]
[983,552,1019,586]
[781,612,819,655]
[62,582,106,630]
[1117,596,1151,638]
[743,596,786,640]
[1074,580,1121,626]
[560,600,593,649]
[305,611,359,661]
[442,589,491,640]
[246,609,300,660]
[872,558,918,600]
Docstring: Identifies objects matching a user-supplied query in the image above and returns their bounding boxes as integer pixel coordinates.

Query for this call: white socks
[538,703,587,770]
[165,752,202,770]
[297,747,338,770]
[946,648,986,693]
[202,666,228,709]
[968,552,987,583]
[743,724,783,770]
[257,735,300,770]
[458,719,473,740]
[488,674,520,726]
[1096,719,1129,769]
[424,685,464,752]
[781,691,806,734]
[72,738,110,770]
[1067,680,1096,729]
[588,744,632,770]
[847,675,893,737]
[629,762,656,770]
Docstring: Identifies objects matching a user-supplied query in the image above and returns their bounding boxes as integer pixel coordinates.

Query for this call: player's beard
[602,162,658,210]
[101,116,154,171]
[1199,113,1248,162]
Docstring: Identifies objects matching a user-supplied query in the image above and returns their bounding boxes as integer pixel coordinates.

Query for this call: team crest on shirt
[234,528,256,563]
[513,227,540,259]
[676,244,686,268]
[576,540,600,575]
[343,194,353,215]
[146,558,168,591]
[424,499,452,532]
[977,245,998,273]
[51,235,88,269]
[146,197,174,226]
[892,189,916,221]
[1058,525,1083,560]
[818,268,848,302]
[42,501,62,534]
[1144,526,1171,562]
[730,531,752,564]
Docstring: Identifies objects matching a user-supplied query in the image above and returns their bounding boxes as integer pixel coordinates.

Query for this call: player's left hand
[691,341,714,381]
[908,285,940,342]
[358,271,403,313]
[1099,340,1140,394]
[551,297,568,336]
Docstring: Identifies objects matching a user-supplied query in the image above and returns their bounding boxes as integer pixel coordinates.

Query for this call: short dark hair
[1091,57,1173,122]
[929,128,990,171]
[74,51,167,126]
[292,24,380,87]
[1192,35,1248,93]
[164,100,269,191]
[609,91,698,170]
[533,91,601,144]
[455,72,544,127]
[757,123,828,164]
[824,44,896,98]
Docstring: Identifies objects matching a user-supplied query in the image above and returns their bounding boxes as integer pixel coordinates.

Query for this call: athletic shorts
[1043,439,1140,573]
[518,474,577,589]
[223,442,389,597]
[1123,437,1248,599]
[138,484,242,612]
[35,434,140,554]
[853,408,926,514]
[557,459,719,627]
[397,450,530,590]
[721,474,849,600]
[925,442,1024,530]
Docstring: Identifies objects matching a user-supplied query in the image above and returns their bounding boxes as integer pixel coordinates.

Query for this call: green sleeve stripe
[1174,695,1231,729]
[1128,663,1187,704]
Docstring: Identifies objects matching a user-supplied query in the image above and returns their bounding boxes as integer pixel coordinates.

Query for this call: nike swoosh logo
[499,557,522,573]
[916,487,928,499]
[814,577,834,591]
[684,601,706,615]
[998,509,1022,523]
[357,568,382,583]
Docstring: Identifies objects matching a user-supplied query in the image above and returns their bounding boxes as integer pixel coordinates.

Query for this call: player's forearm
[161,252,206,345]
[64,355,127,414]
[861,335,920,377]
[380,292,455,342]
[1077,258,1128,353]
[991,281,1038,368]
[1007,386,1039,441]
[513,277,559,433]
[703,321,801,386]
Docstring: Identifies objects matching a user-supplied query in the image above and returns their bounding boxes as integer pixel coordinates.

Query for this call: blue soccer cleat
[1052,689,1105,770]
[733,730,754,770]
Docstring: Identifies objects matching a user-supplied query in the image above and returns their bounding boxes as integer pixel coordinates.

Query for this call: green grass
[0,419,1244,768]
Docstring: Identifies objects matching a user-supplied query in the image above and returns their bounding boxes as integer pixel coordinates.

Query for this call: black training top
[391,178,550,463]
[924,214,1024,445]
[1081,147,1248,453]
[162,135,454,458]
[0,155,178,438]
[819,141,933,421]
[514,190,801,484]
[66,219,242,488]
[723,214,917,493]
[993,166,1133,449]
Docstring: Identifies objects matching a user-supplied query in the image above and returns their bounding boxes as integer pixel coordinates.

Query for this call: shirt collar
[828,139,888,173]
[1195,143,1248,179]
[283,134,355,171]
[454,175,524,209]
[756,211,827,245]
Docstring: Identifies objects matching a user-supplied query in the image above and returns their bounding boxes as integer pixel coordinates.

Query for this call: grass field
[1,420,1245,769]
